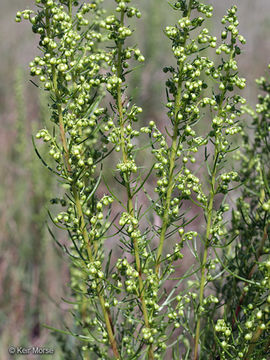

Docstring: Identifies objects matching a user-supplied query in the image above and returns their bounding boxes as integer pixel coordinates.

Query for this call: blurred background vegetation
[1,0,270,359]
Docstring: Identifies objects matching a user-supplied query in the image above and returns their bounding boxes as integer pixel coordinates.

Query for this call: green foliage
[16,0,269,359]
[214,70,270,360]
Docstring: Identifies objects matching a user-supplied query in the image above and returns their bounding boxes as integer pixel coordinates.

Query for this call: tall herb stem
[194,84,226,358]
[194,150,217,360]
[45,9,120,360]
[116,10,154,360]
[155,0,193,275]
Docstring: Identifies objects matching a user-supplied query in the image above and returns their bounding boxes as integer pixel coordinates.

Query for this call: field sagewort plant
[16,0,269,359]
[214,70,270,360]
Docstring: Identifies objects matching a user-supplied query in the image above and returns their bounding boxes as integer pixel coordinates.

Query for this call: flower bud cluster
[176,171,207,203]
[86,260,105,292]
[215,319,232,350]
[116,258,138,294]
[217,171,239,193]
[17,0,111,183]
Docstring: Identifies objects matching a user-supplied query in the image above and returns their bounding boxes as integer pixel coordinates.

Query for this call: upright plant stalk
[194,84,226,358]
[57,84,119,359]
[50,11,119,360]
[117,29,154,360]
[193,154,217,360]
[151,3,246,359]
[215,67,270,360]
[105,4,153,358]
[17,2,120,358]
[46,8,119,357]
[193,10,246,357]
[155,0,193,275]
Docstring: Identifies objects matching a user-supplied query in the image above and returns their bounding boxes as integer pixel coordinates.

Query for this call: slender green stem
[193,85,226,359]
[45,10,120,359]
[193,150,217,360]
[116,10,154,360]
[60,104,120,360]
[155,0,193,275]
[57,98,120,360]
[68,0,72,17]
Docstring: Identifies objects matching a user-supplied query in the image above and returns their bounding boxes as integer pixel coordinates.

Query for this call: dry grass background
[0,1,270,359]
